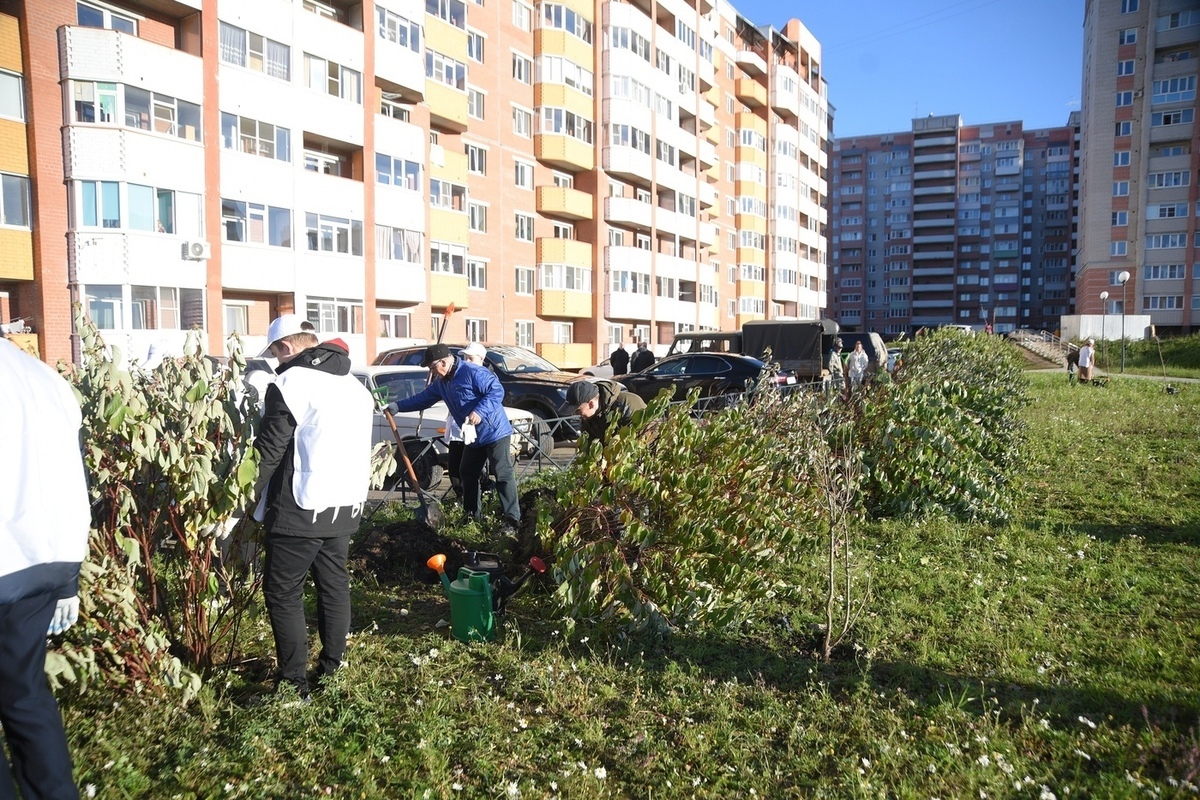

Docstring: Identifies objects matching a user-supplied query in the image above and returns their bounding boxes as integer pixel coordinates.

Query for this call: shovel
[384,406,443,529]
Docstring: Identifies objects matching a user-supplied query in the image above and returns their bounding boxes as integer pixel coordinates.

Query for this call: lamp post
[1118,270,1131,373]
[1100,290,1109,371]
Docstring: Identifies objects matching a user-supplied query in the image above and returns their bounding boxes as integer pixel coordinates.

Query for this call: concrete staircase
[1008,330,1076,367]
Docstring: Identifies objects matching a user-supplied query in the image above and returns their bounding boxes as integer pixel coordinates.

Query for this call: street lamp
[1118,270,1131,373]
[1100,291,1109,371]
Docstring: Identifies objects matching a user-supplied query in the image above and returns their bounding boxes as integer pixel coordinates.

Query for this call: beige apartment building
[0,0,829,367]
[1077,0,1198,333]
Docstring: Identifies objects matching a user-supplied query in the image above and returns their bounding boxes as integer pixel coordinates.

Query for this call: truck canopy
[741,320,837,379]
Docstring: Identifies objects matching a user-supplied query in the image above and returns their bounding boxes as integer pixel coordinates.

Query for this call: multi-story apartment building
[1077,0,1198,334]
[830,114,1079,336]
[0,0,828,367]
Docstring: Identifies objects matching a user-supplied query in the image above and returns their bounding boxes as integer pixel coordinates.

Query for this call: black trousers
[0,590,78,800]
[459,436,520,525]
[262,533,351,691]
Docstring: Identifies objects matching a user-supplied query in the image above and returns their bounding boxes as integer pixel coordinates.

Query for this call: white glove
[48,596,80,635]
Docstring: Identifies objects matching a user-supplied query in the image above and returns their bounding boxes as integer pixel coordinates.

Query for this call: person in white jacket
[847,340,870,390]
[0,337,90,799]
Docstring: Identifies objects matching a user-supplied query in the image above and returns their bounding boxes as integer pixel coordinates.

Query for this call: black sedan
[617,353,791,406]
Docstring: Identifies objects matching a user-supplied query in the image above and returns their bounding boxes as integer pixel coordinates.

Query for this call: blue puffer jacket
[393,359,513,446]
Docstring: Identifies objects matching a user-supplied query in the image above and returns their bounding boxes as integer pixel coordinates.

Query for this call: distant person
[565,379,646,446]
[1,338,91,800]
[609,343,630,377]
[253,314,375,698]
[630,341,656,373]
[1078,338,1095,383]
[826,337,845,398]
[846,340,870,390]
[392,343,521,536]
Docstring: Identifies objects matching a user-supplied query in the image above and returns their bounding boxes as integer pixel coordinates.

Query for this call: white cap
[462,342,487,360]
[267,314,308,345]
[1087,338,1095,344]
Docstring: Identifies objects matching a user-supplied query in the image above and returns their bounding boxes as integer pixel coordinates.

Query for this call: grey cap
[565,380,599,407]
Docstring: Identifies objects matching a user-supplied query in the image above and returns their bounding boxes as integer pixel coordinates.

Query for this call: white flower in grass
[977,754,991,767]
[85,787,96,799]
[1039,788,1057,800]
[1077,716,1097,729]
[506,781,520,797]
[594,767,607,780]
[452,783,463,791]
[861,758,871,768]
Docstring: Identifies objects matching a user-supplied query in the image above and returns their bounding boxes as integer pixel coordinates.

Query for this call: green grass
[60,373,1200,799]
[1091,332,1200,379]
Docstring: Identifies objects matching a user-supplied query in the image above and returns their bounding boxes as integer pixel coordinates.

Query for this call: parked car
[617,353,790,406]
[579,357,614,379]
[351,366,541,488]
[373,343,586,449]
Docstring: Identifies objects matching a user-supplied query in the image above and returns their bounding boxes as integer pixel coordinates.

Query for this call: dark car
[373,343,584,449]
[617,353,788,407]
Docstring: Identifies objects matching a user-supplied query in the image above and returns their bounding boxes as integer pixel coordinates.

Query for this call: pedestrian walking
[253,314,375,698]
[1,338,91,800]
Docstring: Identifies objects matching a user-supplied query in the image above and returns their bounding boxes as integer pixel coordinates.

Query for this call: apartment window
[221,113,289,161]
[468,87,485,119]
[515,212,534,241]
[380,98,410,120]
[221,200,289,246]
[375,225,422,263]
[609,27,651,61]
[468,201,487,232]
[464,318,487,341]
[1111,241,1128,256]
[1152,76,1196,104]
[429,178,467,211]
[540,263,591,291]
[430,240,466,274]
[73,81,202,141]
[1158,10,1200,31]
[608,228,624,247]
[1152,109,1195,127]
[552,221,573,239]
[1112,211,1128,226]
[535,55,594,96]
[466,143,487,175]
[78,1,137,33]
[305,213,363,254]
[379,308,412,338]
[375,153,422,189]
[305,54,362,102]
[540,107,593,143]
[307,297,364,334]
[1121,0,1138,12]
[551,322,573,344]
[80,180,121,229]
[467,259,487,289]
[1115,120,1132,136]
[515,267,534,294]
[378,7,421,52]
[1,173,31,228]
[1115,91,1133,107]
[611,270,650,294]
[1112,181,1129,196]
[512,105,533,137]
[636,233,651,250]
[512,53,532,84]
[425,50,466,91]
[514,159,534,189]
[1149,202,1188,218]
[130,286,203,330]
[1144,295,1183,310]
[467,30,484,62]
[426,0,466,28]
[1113,151,1130,167]
[540,3,593,43]
[1148,171,1190,188]
[1146,233,1188,249]
[552,172,573,188]
[512,0,532,30]
[1144,264,1185,280]
[1119,28,1137,45]
[515,320,534,348]
[0,71,23,121]
[220,23,290,80]
[1117,60,1135,76]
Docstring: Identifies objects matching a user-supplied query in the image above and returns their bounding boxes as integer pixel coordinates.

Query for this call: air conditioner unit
[182,240,211,260]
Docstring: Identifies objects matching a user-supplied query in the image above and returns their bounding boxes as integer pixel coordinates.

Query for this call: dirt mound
[350,521,468,584]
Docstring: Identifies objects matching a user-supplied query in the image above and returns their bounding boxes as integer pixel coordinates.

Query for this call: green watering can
[427,552,547,643]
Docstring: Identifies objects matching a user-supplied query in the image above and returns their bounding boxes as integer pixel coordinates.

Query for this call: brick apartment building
[0,0,830,367]
[830,114,1080,337]
[1076,0,1198,333]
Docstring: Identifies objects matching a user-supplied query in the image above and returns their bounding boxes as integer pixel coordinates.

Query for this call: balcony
[735,77,767,108]
[604,196,652,231]
[430,208,469,243]
[913,152,956,165]
[603,144,653,182]
[430,271,469,308]
[535,133,594,171]
[914,168,956,180]
[0,229,33,280]
[537,237,592,267]
[913,135,956,148]
[539,342,593,369]
[536,185,594,220]
[426,82,468,133]
[912,217,954,228]
[537,289,592,319]
[913,185,955,196]
[535,28,593,68]
[735,49,766,77]
[912,200,956,212]
[912,249,955,260]
[912,234,955,244]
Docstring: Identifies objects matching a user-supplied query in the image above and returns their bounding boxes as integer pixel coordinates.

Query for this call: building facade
[1077,0,1198,334]
[0,0,829,366]
[830,114,1079,337]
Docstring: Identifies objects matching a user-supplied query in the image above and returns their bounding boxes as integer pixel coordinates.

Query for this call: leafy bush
[854,329,1028,522]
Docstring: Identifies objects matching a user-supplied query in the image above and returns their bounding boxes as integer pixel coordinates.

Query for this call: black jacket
[630,347,656,373]
[579,380,646,444]
[609,347,630,376]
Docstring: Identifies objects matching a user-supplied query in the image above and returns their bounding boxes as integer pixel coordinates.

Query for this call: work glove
[48,596,80,635]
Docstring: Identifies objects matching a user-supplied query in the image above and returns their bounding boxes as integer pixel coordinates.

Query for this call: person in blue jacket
[392,343,520,534]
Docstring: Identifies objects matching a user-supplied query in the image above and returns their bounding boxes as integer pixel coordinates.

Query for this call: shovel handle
[383,406,423,490]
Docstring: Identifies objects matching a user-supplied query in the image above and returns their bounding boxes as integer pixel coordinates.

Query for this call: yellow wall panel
[0,229,34,280]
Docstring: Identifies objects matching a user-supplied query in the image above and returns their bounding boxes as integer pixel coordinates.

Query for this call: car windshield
[486,345,559,375]
[372,372,429,404]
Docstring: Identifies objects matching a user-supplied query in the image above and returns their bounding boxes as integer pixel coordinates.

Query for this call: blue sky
[732,0,1085,138]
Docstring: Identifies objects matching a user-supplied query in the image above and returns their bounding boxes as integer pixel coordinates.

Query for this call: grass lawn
[60,372,1200,799]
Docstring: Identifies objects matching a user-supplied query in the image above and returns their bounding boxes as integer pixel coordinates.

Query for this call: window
[553,172,573,188]
[551,322,573,344]
[1144,264,1185,280]
[1152,109,1195,127]
[515,320,534,348]
[515,267,534,294]
[608,27,651,62]
[467,30,484,62]
[468,201,487,232]
[468,87,485,119]
[78,1,137,33]
[1117,60,1135,76]
[430,178,467,211]
[219,23,290,80]
[536,55,593,96]
[1146,233,1188,249]
[307,297,364,334]
[375,225,423,263]
[540,107,593,143]
[80,180,121,228]
[305,212,363,255]
[1158,10,1200,31]
[86,285,123,329]
[610,270,651,294]
[1112,211,1128,225]
[540,3,593,43]
[424,50,466,91]
[466,143,487,175]
[426,0,466,28]
[1119,28,1137,45]
[514,159,534,189]
[375,153,422,189]
[73,81,202,141]
[377,7,421,52]
[1115,120,1132,137]
[467,259,487,289]
[221,113,289,161]
[1115,91,1133,107]
[512,53,532,84]
[465,318,487,340]
[1112,181,1129,196]
[0,71,23,121]
[379,308,412,338]
[1143,295,1183,310]
[512,0,532,30]
[1149,202,1188,218]
[430,240,466,274]
[552,221,573,239]
[1113,151,1130,166]
[1121,0,1138,13]
[1152,76,1196,104]
[1111,241,1128,256]
[1,173,31,228]
[380,98,410,120]
[512,105,533,137]
[515,212,534,241]
[130,285,204,330]
[304,54,362,102]
[1148,171,1190,188]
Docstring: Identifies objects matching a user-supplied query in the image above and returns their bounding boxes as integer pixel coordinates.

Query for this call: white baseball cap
[267,314,309,345]
[462,342,487,360]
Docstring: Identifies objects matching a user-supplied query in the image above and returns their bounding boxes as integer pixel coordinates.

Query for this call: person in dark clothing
[630,341,656,373]
[392,343,521,534]
[609,343,630,377]
[1,338,90,800]
[565,379,646,445]
[253,315,374,696]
